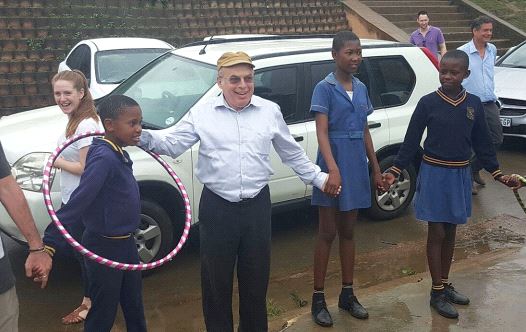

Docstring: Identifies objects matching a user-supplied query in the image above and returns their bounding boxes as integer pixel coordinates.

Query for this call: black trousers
[199,186,272,332]
[83,232,147,332]
[60,202,90,297]
[471,101,503,172]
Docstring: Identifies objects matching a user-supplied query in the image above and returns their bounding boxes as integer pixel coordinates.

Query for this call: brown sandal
[61,304,90,325]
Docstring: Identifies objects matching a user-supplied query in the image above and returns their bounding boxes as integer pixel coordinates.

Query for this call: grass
[266,298,284,317]
[469,0,526,32]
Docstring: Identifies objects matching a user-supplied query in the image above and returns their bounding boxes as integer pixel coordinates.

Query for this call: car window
[66,44,91,80]
[95,48,170,84]
[305,61,368,119]
[254,66,298,124]
[497,43,526,68]
[113,54,217,129]
[366,56,415,108]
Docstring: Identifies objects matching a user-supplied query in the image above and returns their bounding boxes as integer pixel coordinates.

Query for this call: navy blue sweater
[390,89,501,177]
[44,138,140,253]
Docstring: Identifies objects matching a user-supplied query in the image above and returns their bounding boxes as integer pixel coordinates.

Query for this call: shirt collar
[324,72,358,104]
[213,94,263,112]
[324,72,358,86]
[97,137,130,164]
[466,39,489,54]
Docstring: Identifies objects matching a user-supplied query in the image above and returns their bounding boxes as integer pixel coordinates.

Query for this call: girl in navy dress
[310,31,385,327]
[384,50,518,319]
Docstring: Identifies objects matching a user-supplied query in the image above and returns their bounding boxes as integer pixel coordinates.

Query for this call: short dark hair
[417,10,428,19]
[470,15,493,31]
[332,30,360,52]
[97,95,139,127]
[441,50,469,70]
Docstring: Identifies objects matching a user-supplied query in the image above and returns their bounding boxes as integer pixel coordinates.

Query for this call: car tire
[135,200,174,264]
[366,155,417,220]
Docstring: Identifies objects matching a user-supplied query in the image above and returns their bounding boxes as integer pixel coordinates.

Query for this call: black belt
[482,101,496,105]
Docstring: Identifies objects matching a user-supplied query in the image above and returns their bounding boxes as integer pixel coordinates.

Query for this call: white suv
[0,35,439,263]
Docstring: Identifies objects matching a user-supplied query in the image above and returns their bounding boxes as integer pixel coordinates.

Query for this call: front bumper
[499,98,526,138]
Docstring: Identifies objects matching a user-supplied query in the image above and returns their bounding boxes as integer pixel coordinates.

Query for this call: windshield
[498,43,526,68]
[95,48,171,84]
[111,53,217,129]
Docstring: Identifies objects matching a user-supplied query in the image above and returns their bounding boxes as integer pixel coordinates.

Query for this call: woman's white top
[58,117,104,204]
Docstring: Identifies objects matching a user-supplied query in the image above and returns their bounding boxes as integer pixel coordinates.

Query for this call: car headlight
[11,152,55,192]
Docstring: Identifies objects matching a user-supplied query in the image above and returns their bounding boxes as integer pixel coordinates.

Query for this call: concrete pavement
[278,246,526,332]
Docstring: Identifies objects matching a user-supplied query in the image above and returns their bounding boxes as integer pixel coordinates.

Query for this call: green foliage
[289,292,308,308]
[266,299,284,317]
[401,267,416,276]
[469,0,526,32]
[26,38,45,50]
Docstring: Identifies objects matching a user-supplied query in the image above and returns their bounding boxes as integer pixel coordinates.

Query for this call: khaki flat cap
[217,51,254,70]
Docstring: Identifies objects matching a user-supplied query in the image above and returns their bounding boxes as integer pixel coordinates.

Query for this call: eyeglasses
[225,75,254,85]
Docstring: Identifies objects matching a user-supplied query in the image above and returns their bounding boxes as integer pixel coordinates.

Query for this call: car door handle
[292,135,304,142]
[368,122,381,129]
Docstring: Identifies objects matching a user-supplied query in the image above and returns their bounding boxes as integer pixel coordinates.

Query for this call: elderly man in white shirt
[140,51,329,332]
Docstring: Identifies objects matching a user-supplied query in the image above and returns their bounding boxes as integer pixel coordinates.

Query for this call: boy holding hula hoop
[44,95,146,332]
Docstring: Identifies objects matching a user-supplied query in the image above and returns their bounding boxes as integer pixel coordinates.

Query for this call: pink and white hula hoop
[42,130,192,271]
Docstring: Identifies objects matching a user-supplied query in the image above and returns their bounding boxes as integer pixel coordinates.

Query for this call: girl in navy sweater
[384,50,519,319]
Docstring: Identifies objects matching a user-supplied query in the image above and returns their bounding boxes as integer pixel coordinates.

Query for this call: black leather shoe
[444,284,470,305]
[311,293,333,327]
[430,291,459,319]
[473,171,486,186]
[338,292,369,319]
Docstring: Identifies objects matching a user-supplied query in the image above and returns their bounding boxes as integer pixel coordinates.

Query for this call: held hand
[372,173,386,193]
[508,174,526,190]
[382,172,397,190]
[25,251,52,289]
[497,175,520,188]
[323,170,342,198]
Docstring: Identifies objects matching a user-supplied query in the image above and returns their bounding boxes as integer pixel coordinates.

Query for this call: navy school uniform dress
[44,138,147,332]
[389,89,502,224]
[310,72,374,211]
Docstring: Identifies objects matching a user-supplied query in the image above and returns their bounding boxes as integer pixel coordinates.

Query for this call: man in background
[410,10,447,60]
[458,16,502,194]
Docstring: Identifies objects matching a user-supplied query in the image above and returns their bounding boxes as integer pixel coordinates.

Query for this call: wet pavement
[3,138,526,331]
[280,244,526,332]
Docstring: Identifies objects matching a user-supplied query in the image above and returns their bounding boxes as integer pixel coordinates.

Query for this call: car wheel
[366,155,417,220]
[135,200,174,264]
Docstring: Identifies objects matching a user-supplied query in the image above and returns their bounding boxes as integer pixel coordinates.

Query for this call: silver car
[495,40,526,139]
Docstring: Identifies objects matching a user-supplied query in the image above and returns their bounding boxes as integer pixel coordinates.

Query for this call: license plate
[500,117,511,127]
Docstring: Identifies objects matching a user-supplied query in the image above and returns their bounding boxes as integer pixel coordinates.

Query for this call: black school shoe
[338,291,369,319]
[430,291,459,319]
[311,293,333,327]
[444,283,470,305]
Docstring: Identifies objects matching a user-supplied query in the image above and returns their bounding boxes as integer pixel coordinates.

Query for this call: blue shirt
[44,139,141,251]
[458,40,497,102]
[140,95,327,202]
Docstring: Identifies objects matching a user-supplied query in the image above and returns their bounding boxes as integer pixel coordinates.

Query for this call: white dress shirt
[140,94,327,202]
